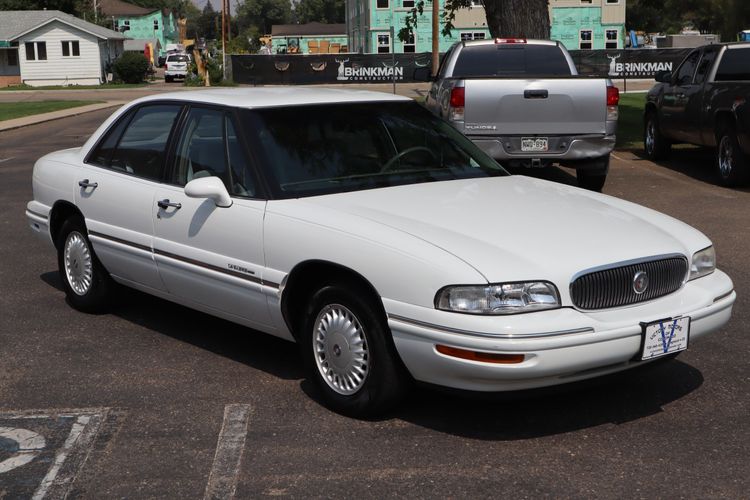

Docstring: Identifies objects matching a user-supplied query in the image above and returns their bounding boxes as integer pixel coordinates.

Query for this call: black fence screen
[230,49,693,85]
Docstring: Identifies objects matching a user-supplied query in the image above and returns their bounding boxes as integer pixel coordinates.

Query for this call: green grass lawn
[0,82,148,91]
[0,100,103,121]
[616,92,647,150]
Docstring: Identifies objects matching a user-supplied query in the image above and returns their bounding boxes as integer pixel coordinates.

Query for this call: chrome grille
[570,257,688,310]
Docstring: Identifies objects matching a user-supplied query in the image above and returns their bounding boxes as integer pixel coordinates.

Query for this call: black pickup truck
[644,42,750,186]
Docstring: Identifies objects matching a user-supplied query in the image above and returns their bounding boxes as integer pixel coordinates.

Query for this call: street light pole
[431,0,439,76]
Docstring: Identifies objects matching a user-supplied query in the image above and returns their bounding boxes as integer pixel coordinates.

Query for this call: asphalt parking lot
[1,109,748,498]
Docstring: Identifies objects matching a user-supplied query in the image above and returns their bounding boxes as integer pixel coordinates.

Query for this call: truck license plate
[521,137,548,152]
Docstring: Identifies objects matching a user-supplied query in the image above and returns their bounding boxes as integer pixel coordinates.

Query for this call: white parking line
[32,412,104,500]
[204,404,252,500]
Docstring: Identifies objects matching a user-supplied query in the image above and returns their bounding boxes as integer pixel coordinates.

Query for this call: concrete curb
[0,101,125,132]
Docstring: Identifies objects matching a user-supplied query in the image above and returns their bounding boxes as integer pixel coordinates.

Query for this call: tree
[196,0,220,39]
[236,0,292,35]
[295,0,345,24]
[401,0,551,44]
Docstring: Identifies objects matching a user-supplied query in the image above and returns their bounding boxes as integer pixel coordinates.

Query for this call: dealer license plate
[521,137,548,152]
[640,316,690,361]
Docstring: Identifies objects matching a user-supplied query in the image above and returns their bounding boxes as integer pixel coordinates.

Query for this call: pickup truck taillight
[449,87,465,121]
[606,85,619,121]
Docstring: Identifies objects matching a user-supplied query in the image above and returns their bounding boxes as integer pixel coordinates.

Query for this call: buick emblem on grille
[633,271,649,294]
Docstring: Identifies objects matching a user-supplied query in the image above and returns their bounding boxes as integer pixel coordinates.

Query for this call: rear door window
[107,104,182,181]
[715,47,750,81]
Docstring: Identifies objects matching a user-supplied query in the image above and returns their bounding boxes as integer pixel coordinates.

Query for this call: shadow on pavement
[40,268,704,438]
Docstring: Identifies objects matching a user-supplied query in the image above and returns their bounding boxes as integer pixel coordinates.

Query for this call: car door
[77,103,183,291]
[152,106,273,329]
[660,49,701,142]
[689,46,719,145]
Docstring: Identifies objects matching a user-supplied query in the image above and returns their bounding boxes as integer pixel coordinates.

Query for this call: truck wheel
[56,216,114,313]
[576,155,609,192]
[644,111,671,160]
[302,282,407,417]
[716,124,750,187]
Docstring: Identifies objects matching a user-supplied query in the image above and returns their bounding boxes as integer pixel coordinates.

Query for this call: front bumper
[385,270,735,392]
[469,134,616,162]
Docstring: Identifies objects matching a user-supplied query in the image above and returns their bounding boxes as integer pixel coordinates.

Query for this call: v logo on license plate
[659,319,679,353]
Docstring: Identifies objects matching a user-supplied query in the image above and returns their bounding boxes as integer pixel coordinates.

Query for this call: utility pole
[222,0,227,81]
[431,0,439,76]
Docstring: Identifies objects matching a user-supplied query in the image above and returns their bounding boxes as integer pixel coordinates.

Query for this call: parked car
[644,42,750,186]
[423,39,620,192]
[164,53,190,82]
[26,89,735,416]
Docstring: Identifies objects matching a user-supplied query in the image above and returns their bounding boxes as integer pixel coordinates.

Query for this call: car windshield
[241,101,508,198]
[168,55,189,62]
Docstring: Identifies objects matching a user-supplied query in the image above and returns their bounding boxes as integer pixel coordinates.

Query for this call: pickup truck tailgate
[464,79,606,135]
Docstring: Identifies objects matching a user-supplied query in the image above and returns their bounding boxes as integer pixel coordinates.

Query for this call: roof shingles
[0,10,127,42]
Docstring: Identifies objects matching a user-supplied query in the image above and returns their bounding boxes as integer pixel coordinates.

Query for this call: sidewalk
[0,101,125,132]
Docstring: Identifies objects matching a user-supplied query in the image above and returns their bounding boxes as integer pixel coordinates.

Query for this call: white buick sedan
[27,89,735,416]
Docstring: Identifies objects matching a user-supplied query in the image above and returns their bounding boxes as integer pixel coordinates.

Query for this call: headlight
[435,281,560,315]
[690,246,715,280]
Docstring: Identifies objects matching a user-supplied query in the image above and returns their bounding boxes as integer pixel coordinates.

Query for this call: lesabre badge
[658,319,679,353]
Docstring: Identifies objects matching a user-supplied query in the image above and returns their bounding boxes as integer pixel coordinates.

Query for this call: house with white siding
[0,10,127,87]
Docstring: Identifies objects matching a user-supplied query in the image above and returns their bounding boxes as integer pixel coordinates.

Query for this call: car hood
[298,176,709,285]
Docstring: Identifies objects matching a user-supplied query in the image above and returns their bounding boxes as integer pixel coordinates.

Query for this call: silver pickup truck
[424,39,619,191]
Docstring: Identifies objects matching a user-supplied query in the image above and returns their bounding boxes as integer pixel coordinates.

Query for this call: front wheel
[56,217,113,313]
[716,125,750,187]
[576,155,610,192]
[302,283,407,417]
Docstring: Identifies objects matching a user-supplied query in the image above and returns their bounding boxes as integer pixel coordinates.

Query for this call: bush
[112,53,150,84]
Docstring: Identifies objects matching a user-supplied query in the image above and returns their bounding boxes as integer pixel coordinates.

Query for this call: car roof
[132,87,412,109]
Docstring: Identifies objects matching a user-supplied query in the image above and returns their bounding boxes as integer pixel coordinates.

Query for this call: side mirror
[184,176,232,208]
[654,70,672,83]
[413,66,434,82]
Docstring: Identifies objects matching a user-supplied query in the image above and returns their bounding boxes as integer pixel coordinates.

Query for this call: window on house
[605,30,618,49]
[61,41,80,57]
[8,49,18,66]
[460,32,487,41]
[580,0,593,4]
[24,42,47,61]
[403,0,414,7]
[579,30,593,50]
[376,0,389,8]
[605,0,620,4]
[403,33,415,53]
[154,19,159,30]
[377,33,390,53]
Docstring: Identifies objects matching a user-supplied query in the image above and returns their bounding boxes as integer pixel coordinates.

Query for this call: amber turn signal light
[435,345,525,364]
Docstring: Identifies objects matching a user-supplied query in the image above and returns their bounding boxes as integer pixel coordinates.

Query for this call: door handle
[78,179,98,189]
[157,199,182,210]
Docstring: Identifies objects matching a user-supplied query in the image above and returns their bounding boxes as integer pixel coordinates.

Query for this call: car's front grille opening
[570,257,688,310]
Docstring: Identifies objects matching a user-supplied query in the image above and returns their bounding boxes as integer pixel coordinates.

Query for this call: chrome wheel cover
[313,304,369,395]
[645,120,655,155]
[64,231,93,296]
[719,135,734,178]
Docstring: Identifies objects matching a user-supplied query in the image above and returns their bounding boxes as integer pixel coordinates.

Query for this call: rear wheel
[716,124,750,187]
[576,155,609,192]
[302,283,407,417]
[56,216,113,313]
[644,111,671,160]
[165,75,173,83]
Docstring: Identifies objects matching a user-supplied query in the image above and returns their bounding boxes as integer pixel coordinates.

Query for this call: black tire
[716,124,750,187]
[576,154,609,192]
[56,216,113,313]
[302,283,407,417]
[165,75,172,83]
[644,111,671,160]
